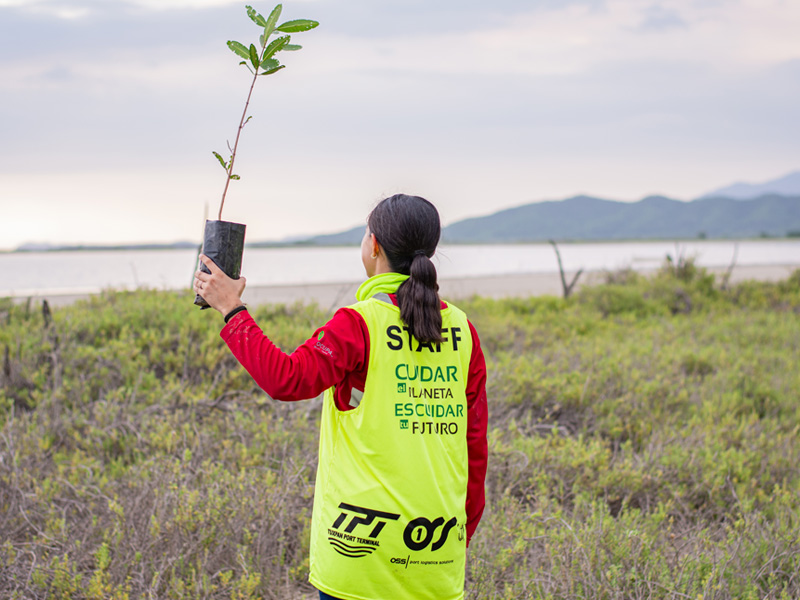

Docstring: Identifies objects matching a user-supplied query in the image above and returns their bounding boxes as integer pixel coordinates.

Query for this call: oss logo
[403,516,458,551]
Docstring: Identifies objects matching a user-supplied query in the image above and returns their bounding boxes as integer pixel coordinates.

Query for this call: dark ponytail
[368,194,443,344]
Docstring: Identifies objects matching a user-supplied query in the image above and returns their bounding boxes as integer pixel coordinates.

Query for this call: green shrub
[2,270,800,599]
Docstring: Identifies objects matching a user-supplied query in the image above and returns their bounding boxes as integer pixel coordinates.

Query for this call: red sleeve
[220,307,369,404]
[465,319,488,546]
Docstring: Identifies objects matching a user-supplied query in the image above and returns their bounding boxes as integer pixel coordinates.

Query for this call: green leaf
[227,40,250,60]
[260,64,285,76]
[275,19,319,33]
[259,58,280,72]
[249,43,260,69]
[264,4,282,38]
[230,174,241,180]
[246,5,267,27]
[283,44,302,51]
[262,35,290,60]
[212,151,227,170]
[259,32,266,47]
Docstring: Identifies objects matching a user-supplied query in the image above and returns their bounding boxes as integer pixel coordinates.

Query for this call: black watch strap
[224,305,247,323]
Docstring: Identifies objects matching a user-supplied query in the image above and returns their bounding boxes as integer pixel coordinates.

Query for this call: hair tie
[413,250,427,258]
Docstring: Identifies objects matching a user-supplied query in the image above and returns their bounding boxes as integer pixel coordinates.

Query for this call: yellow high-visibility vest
[309,273,473,600]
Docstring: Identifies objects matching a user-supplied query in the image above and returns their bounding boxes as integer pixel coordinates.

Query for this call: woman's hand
[193,254,247,316]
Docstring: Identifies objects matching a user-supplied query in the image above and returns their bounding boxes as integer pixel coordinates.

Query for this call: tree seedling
[213,4,319,221]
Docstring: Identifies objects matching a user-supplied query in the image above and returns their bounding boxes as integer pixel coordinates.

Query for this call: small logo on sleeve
[314,330,334,356]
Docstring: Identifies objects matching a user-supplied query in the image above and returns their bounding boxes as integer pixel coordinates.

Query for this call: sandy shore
[15,264,797,310]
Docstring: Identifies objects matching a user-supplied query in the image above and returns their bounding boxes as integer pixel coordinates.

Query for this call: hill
[14,241,198,252]
[297,194,800,246]
[700,170,800,199]
[296,225,364,246]
[440,193,800,243]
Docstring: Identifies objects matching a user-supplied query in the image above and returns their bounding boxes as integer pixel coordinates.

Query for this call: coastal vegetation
[1,262,800,599]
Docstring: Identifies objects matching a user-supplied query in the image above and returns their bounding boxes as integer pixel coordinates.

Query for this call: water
[2,240,799,297]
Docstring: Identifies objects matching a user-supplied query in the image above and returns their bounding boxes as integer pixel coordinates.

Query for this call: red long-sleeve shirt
[221,296,488,543]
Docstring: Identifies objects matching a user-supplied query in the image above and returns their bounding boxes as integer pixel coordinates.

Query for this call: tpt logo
[327,503,401,559]
[333,503,401,537]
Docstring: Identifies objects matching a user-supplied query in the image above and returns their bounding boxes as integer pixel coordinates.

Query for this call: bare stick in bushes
[549,239,583,299]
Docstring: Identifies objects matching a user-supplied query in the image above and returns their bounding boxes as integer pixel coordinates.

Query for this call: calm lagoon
[3,239,799,298]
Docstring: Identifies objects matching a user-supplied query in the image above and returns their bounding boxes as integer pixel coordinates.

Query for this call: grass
[1,262,799,599]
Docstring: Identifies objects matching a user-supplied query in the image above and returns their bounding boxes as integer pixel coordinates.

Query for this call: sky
[1,0,799,249]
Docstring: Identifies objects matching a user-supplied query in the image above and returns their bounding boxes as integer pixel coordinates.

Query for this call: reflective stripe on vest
[309,295,473,600]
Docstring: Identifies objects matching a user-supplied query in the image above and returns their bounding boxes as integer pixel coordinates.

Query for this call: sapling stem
[218,69,259,221]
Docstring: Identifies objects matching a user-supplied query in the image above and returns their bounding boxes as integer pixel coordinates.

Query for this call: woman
[194,194,488,600]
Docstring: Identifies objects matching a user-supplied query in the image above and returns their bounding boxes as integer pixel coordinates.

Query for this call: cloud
[636,5,688,32]
[0,0,239,12]
[2,0,800,247]
[1,0,605,34]
[283,0,800,82]
[6,0,800,77]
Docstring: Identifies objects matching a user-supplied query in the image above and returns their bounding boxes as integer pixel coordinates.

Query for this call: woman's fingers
[192,256,244,315]
[199,254,222,275]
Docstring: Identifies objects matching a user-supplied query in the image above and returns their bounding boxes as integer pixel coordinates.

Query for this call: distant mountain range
[700,170,800,200]
[292,193,800,246]
[294,170,800,245]
[440,194,800,243]
[14,241,198,252]
[13,171,800,251]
